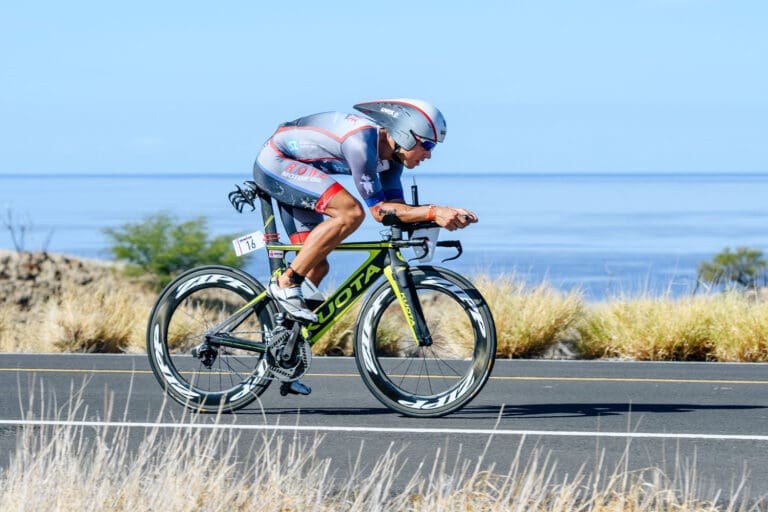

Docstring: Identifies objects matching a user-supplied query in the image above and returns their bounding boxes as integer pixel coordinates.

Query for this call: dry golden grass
[0,277,154,354]
[0,309,50,353]
[4,257,768,363]
[310,302,361,357]
[43,278,155,353]
[473,273,584,358]
[0,307,12,352]
[577,291,768,361]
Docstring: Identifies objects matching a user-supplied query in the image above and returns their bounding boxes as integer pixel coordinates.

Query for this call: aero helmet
[353,99,447,151]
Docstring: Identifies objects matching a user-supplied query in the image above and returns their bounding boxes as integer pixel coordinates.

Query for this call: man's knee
[326,191,365,230]
[344,203,366,230]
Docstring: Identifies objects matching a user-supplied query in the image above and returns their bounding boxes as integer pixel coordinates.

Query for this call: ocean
[2,172,766,300]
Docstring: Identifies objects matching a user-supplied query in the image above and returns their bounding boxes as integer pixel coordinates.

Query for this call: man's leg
[277,188,365,288]
[281,208,330,287]
[305,259,329,287]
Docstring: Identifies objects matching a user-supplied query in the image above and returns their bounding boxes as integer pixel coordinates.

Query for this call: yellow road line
[1,367,768,385]
[492,376,768,385]
[0,368,154,374]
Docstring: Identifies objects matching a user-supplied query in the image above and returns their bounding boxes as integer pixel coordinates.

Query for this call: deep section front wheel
[354,266,496,417]
[146,265,277,412]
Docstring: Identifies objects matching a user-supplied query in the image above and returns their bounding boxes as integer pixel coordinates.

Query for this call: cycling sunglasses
[411,132,437,152]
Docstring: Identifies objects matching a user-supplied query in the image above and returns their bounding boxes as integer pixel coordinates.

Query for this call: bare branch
[3,207,31,252]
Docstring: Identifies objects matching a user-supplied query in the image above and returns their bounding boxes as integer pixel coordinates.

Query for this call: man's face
[399,144,432,169]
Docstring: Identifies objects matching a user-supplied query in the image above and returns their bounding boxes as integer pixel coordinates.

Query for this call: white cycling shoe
[267,281,319,323]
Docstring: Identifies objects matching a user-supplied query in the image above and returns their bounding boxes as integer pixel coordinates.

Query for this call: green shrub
[698,246,766,290]
[103,212,248,288]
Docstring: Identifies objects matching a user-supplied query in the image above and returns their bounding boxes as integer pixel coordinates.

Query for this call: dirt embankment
[0,250,153,353]
[0,249,120,311]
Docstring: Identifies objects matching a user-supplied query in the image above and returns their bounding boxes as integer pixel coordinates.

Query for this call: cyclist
[253,99,478,324]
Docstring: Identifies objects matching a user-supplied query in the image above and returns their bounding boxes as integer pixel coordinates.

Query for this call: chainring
[265,326,311,382]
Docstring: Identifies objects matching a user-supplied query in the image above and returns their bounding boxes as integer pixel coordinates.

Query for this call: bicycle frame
[264,239,431,344]
[208,185,436,353]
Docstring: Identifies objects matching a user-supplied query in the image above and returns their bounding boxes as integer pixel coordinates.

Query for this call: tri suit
[253,111,405,243]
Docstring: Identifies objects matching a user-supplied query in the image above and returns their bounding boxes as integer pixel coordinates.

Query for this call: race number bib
[232,231,266,257]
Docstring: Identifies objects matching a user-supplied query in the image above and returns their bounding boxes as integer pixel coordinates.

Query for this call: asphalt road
[2,354,768,499]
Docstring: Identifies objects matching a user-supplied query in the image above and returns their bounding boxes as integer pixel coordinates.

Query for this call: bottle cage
[228,181,261,213]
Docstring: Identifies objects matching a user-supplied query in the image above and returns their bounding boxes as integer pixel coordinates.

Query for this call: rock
[538,339,579,360]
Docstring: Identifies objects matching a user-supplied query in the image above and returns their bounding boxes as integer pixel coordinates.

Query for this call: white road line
[1,419,767,441]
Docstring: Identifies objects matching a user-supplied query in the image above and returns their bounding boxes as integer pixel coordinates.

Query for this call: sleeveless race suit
[253,112,404,243]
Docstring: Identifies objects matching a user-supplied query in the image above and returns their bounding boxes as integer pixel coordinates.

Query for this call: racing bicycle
[146,181,496,417]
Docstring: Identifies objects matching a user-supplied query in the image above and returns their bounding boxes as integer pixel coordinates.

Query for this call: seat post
[255,189,284,274]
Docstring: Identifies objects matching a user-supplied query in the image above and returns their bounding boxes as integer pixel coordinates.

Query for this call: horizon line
[3,170,768,179]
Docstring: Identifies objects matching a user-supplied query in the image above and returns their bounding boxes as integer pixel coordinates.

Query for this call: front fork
[384,251,433,347]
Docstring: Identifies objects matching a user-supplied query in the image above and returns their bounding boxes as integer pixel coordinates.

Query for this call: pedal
[279,380,312,396]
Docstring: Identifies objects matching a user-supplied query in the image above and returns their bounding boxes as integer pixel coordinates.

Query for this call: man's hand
[434,206,478,231]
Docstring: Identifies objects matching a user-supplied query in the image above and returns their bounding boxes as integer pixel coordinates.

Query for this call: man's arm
[369,201,478,231]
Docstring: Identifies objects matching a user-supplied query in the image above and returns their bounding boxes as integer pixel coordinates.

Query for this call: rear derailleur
[191,344,218,369]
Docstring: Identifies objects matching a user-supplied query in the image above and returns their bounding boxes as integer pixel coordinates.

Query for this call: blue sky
[1,0,766,175]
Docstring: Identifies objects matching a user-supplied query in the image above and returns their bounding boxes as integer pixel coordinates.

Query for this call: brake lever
[406,236,432,263]
[436,240,463,262]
